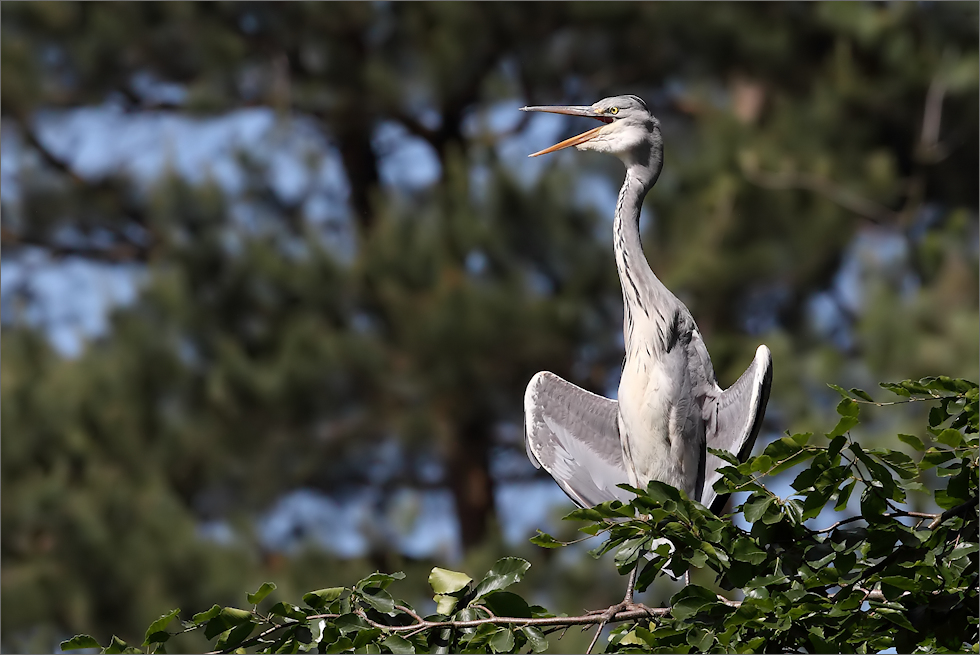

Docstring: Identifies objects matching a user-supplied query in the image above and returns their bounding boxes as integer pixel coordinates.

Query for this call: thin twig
[929,496,979,529]
[471,604,496,618]
[901,511,940,520]
[741,164,897,225]
[850,397,937,407]
[810,514,866,534]
[305,606,669,632]
[206,620,293,654]
[586,621,605,654]
[394,604,426,623]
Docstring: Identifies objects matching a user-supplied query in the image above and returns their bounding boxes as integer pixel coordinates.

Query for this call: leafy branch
[62,377,978,654]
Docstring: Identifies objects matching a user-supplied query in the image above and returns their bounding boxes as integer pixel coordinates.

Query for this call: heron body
[522,95,772,513]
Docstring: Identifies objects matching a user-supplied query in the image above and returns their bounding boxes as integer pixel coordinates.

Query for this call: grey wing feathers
[524,371,632,508]
[701,345,773,513]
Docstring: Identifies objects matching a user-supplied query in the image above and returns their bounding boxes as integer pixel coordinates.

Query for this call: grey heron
[521,95,772,608]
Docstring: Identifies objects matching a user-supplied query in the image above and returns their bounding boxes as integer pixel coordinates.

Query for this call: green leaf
[359,587,395,614]
[860,488,887,517]
[428,567,473,595]
[144,631,170,647]
[473,558,530,599]
[214,621,256,652]
[790,432,812,446]
[949,543,979,560]
[529,530,563,548]
[669,585,719,621]
[303,587,347,609]
[830,399,860,436]
[929,405,949,428]
[247,581,277,605]
[934,428,965,448]
[644,480,682,504]
[687,626,714,651]
[143,609,180,646]
[834,480,856,510]
[879,382,912,398]
[433,594,459,616]
[750,455,773,473]
[732,538,767,565]
[743,496,774,523]
[708,446,741,465]
[268,602,308,621]
[204,607,254,640]
[382,635,416,654]
[324,636,354,653]
[482,591,531,618]
[875,607,917,632]
[61,635,101,651]
[521,627,548,653]
[192,604,221,625]
[355,571,405,590]
[827,383,850,398]
[827,434,847,460]
[763,437,803,461]
[872,449,918,479]
[749,571,787,587]
[352,628,383,649]
[934,489,963,510]
[103,635,129,654]
[921,448,956,469]
[613,536,647,569]
[880,576,918,591]
[801,488,834,520]
[850,388,874,402]
[837,397,860,416]
[489,628,515,653]
[808,627,834,653]
[334,613,370,635]
[897,433,925,451]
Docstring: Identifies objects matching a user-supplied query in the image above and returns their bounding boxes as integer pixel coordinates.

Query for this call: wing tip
[524,371,557,470]
[753,344,773,404]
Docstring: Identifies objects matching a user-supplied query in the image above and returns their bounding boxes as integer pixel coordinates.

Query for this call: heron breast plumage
[618,323,705,501]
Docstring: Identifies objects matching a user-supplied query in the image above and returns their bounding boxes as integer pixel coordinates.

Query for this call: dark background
[2,3,977,652]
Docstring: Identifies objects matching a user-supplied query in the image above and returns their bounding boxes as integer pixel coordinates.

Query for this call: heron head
[520,95,660,163]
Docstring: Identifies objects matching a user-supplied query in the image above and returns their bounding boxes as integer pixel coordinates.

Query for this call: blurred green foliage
[1,2,977,652]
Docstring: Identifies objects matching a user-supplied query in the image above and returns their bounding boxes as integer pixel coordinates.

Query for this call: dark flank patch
[664,309,682,353]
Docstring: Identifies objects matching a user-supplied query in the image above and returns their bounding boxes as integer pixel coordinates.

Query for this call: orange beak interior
[528,125,607,158]
[521,105,613,158]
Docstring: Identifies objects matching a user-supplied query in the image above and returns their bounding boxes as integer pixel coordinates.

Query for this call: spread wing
[524,371,632,508]
[701,345,773,513]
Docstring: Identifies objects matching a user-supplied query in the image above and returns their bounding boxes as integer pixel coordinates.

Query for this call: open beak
[520,105,612,157]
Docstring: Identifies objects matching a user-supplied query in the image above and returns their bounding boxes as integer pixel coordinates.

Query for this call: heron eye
[609,107,619,115]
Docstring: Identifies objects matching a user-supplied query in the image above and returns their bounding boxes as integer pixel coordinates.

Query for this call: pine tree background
[2,3,977,652]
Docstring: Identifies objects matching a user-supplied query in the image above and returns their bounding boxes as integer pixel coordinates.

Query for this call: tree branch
[205,605,673,655]
[929,496,979,529]
[740,161,897,225]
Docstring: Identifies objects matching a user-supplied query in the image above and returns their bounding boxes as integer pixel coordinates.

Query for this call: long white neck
[613,153,677,353]
[613,169,654,322]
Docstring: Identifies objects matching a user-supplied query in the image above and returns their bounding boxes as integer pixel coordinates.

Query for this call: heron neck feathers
[613,152,675,354]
